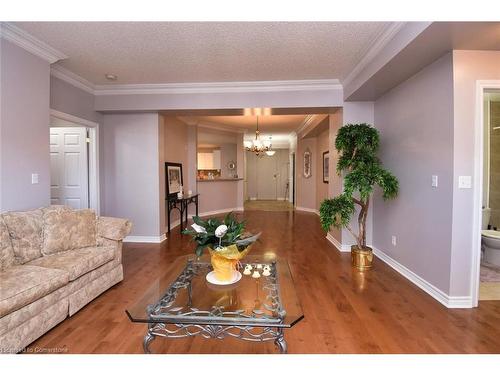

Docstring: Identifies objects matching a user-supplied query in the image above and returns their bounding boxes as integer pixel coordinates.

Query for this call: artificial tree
[319,123,399,251]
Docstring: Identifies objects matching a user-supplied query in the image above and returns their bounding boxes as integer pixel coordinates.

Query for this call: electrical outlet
[391,235,397,246]
[31,173,39,184]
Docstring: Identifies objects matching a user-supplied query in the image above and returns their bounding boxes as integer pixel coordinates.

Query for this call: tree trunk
[357,197,369,248]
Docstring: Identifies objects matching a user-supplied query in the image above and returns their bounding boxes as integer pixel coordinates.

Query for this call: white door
[257,155,278,200]
[50,127,89,209]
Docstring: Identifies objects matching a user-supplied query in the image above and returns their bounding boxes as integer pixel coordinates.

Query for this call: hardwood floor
[27,210,500,353]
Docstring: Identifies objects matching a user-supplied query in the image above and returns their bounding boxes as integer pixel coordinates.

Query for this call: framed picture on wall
[323,151,329,183]
[165,162,183,198]
[303,149,312,178]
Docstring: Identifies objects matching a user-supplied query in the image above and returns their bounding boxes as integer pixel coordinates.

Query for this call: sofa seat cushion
[0,265,69,318]
[2,209,43,264]
[27,246,115,281]
[42,208,97,255]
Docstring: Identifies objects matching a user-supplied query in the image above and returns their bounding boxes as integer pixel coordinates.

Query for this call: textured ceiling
[14,22,390,85]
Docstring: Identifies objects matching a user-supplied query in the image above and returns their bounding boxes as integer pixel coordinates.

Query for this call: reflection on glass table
[126,254,304,353]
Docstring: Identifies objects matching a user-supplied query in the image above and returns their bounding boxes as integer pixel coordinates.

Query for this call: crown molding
[342,22,406,88]
[197,120,246,134]
[48,63,342,98]
[296,115,316,135]
[0,22,67,64]
[93,79,342,96]
[50,65,95,95]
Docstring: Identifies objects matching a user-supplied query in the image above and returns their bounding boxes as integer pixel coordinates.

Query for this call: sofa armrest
[97,216,132,241]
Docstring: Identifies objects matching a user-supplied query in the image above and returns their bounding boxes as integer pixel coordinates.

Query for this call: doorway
[473,82,500,306]
[49,110,100,213]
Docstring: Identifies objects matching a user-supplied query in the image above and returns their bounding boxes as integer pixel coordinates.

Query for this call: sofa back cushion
[42,208,97,255]
[2,209,43,264]
[0,217,15,270]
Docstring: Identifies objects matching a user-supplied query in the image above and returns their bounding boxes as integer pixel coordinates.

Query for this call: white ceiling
[13,22,391,85]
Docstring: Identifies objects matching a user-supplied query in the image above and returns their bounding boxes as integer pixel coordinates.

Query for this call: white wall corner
[326,232,351,252]
[372,246,473,309]
[0,22,67,64]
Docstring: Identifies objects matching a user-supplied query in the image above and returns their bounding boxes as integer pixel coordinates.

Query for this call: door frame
[50,110,100,214]
[471,80,500,306]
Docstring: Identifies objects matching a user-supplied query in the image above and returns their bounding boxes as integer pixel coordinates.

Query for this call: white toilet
[481,208,500,266]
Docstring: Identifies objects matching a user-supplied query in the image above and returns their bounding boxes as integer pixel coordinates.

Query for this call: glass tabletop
[126,254,304,328]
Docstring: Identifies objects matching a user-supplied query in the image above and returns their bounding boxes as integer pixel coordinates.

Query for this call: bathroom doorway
[474,84,500,304]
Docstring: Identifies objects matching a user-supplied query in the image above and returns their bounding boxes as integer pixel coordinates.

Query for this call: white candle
[252,270,261,278]
[256,264,263,269]
[262,269,271,277]
[243,268,252,275]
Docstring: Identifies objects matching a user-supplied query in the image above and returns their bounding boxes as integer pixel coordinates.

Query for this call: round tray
[206,270,242,285]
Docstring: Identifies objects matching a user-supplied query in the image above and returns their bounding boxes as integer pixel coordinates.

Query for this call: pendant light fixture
[244,116,275,156]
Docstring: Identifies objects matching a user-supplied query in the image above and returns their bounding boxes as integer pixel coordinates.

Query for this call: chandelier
[243,117,276,156]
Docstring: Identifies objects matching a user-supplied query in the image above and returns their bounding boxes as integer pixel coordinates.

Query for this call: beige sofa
[0,205,131,353]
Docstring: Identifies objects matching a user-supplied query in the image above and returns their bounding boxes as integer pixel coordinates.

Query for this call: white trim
[48,63,342,98]
[471,80,500,307]
[50,110,100,215]
[166,207,244,231]
[88,127,100,215]
[343,22,406,87]
[372,246,473,308]
[295,206,319,215]
[199,207,244,217]
[0,22,67,64]
[295,115,316,135]
[93,79,342,96]
[50,65,95,95]
[326,232,350,252]
[276,197,286,201]
[249,197,258,201]
[196,120,246,134]
[124,234,167,243]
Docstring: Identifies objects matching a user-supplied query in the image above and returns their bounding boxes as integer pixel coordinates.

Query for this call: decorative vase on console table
[182,212,260,283]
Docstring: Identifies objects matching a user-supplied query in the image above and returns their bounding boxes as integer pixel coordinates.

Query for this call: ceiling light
[244,117,275,157]
[105,74,118,81]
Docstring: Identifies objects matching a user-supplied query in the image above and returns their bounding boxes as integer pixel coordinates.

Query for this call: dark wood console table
[166,194,199,233]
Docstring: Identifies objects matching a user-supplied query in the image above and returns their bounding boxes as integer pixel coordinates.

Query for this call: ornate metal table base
[142,323,287,354]
[127,258,302,354]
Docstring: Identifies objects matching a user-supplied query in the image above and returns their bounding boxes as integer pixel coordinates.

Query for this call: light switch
[31,173,39,184]
[458,175,472,189]
[432,175,438,188]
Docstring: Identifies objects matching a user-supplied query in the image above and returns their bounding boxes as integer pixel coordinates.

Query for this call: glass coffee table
[126,254,304,354]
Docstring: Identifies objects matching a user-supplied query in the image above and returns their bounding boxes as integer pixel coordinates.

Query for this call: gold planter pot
[351,245,373,271]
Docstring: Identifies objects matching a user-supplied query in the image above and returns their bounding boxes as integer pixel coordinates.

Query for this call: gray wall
[50,76,101,124]
[0,39,50,212]
[373,52,455,294]
[101,113,161,237]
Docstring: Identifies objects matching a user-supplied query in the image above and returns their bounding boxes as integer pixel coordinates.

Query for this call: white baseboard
[198,207,244,217]
[277,197,286,201]
[124,234,166,243]
[372,246,473,308]
[326,232,351,252]
[295,206,319,215]
[249,197,257,201]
